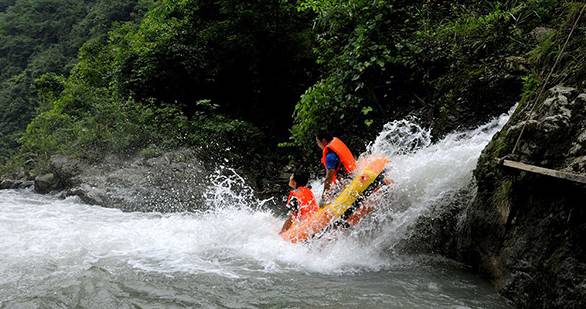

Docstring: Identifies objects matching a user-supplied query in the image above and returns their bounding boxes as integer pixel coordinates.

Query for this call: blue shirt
[325,151,340,170]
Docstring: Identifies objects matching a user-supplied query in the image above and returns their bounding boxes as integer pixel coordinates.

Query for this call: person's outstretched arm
[320,169,336,207]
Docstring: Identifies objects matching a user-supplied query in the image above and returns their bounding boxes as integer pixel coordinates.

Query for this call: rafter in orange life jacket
[320,137,357,183]
[286,186,318,221]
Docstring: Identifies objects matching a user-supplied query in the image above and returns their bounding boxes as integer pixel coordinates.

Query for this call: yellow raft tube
[280,155,389,243]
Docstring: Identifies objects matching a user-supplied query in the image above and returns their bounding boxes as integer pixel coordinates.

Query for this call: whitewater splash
[359,110,513,249]
[0,111,514,308]
[0,109,511,278]
[0,186,511,308]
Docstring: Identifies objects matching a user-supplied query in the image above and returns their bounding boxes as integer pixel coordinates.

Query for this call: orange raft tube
[280,155,389,243]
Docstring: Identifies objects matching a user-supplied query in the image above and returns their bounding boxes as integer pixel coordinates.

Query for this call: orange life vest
[286,186,318,221]
[320,137,356,183]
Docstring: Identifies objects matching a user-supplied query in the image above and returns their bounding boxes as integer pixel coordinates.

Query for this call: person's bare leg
[280,214,294,234]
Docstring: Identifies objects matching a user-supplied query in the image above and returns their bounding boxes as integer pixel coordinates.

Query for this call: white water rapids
[0,111,513,308]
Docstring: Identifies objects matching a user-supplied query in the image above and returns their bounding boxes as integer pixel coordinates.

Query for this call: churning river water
[0,112,515,308]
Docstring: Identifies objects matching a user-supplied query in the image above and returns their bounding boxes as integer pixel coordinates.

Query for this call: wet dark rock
[56,148,211,212]
[50,155,81,187]
[0,178,33,190]
[15,149,215,212]
[63,185,108,206]
[457,85,586,308]
[0,179,14,189]
[34,173,59,194]
[395,185,476,257]
[530,27,555,42]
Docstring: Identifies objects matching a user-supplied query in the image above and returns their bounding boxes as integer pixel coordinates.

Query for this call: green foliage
[107,0,316,135]
[3,0,579,180]
[517,1,586,113]
[16,33,190,167]
[189,113,265,155]
[4,0,317,175]
[518,73,540,108]
[19,91,191,170]
[34,72,66,112]
[537,1,586,88]
[474,1,585,197]
[292,76,367,154]
[0,0,151,166]
[292,0,563,151]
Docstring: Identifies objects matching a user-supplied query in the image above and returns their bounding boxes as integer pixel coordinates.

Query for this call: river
[0,112,514,308]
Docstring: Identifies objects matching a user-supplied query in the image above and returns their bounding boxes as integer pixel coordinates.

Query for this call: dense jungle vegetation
[0,0,154,165]
[0,0,577,178]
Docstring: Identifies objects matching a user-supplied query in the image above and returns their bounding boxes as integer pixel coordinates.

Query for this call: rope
[511,3,586,155]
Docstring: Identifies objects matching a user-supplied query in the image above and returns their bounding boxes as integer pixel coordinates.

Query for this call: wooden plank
[501,159,586,184]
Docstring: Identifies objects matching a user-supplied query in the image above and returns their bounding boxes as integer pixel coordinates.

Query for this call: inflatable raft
[280,155,389,243]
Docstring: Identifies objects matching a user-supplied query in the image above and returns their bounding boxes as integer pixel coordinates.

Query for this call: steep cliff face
[461,86,585,308]
[457,4,586,307]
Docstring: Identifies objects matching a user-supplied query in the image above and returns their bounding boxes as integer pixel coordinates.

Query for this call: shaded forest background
[0,0,576,185]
